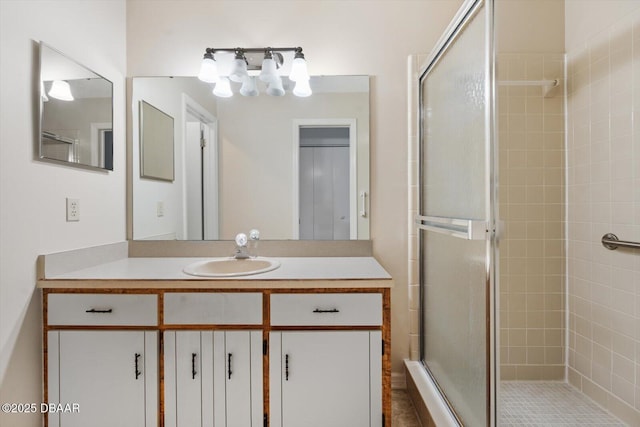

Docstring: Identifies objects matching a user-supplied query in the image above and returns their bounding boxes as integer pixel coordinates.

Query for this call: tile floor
[500,382,627,426]
[394,382,629,426]
[392,389,422,426]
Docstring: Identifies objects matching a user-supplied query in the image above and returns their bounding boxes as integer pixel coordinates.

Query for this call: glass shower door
[418,0,496,426]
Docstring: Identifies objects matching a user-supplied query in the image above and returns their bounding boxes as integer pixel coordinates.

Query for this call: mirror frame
[38,42,114,171]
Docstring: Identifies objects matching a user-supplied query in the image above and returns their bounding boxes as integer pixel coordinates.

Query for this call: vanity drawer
[164,292,262,325]
[47,293,158,326]
[270,293,382,326]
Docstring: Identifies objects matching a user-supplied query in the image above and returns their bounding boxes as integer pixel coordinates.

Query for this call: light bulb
[260,56,279,83]
[229,56,248,83]
[48,80,74,101]
[293,79,312,97]
[213,77,233,98]
[198,56,219,83]
[240,76,259,96]
[266,76,285,96]
[289,57,309,82]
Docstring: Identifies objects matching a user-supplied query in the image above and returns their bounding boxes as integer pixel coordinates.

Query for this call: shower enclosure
[415,0,497,425]
[411,0,638,425]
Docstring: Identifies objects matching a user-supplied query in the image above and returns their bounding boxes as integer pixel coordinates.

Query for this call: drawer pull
[192,353,197,379]
[85,308,113,314]
[313,308,340,314]
[285,354,290,381]
[228,353,233,380]
[134,353,141,379]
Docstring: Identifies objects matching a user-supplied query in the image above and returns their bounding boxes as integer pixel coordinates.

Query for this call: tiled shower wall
[407,54,425,363]
[565,11,640,425]
[498,52,566,381]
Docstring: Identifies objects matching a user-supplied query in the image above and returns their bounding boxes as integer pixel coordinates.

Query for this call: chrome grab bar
[415,215,487,240]
[601,233,640,250]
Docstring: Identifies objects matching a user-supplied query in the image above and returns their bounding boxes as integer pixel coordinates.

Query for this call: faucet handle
[249,229,260,241]
[235,233,248,247]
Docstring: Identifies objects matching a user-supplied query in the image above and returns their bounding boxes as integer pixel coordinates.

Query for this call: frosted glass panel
[421,5,487,220]
[421,231,487,426]
[419,2,491,426]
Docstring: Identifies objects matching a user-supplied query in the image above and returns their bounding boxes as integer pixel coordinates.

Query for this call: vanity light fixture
[197,46,311,97]
[48,80,74,101]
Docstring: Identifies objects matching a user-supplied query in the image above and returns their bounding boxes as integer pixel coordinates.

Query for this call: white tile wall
[566,9,640,426]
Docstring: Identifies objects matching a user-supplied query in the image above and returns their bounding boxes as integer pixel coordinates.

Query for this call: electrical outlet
[157,201,164,217]
[66,198,80,221]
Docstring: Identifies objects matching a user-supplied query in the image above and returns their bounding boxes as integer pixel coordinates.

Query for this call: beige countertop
[38,256,393,289]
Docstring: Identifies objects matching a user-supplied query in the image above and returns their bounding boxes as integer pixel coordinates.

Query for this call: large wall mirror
[39,43,114,170]
[131,75,370,241]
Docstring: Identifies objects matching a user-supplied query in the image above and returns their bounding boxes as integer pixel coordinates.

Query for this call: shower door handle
[415,215,488,240]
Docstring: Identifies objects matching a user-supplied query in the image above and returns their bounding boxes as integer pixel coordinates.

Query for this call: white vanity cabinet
[269,293,383,427]
[45,294,158,427]
[42,282,391,427]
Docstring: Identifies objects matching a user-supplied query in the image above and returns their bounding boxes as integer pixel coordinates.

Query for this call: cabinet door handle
[192,353,197,379]
[228,353,233,380]
[134,353,141,379]
[313,308,340,314]
[360,190,367,217]
[85,308,113,314]
[285,354,289,381]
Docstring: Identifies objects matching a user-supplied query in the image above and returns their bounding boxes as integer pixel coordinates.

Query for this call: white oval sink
[183,257,280,277]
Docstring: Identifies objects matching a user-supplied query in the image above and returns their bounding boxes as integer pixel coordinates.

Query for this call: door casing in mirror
[39,42,114,171]
[130,76,370,241]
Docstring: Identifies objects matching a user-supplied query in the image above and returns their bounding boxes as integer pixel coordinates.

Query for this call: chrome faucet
[234,229,260,259]
[234,233,250,259]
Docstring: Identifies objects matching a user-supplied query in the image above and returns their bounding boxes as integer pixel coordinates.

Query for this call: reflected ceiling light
[198,46,311,97]
[41,81,49,102]
[48,80,74,101]
[239,76,259,97]
[212,77,233,98]
[293,78,312,97]
[266,76,285,97]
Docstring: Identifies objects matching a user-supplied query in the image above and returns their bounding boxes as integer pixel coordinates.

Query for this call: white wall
[127,0,462,375]
[0,1,126,426]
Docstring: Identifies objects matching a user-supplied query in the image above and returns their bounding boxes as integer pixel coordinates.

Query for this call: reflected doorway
[184,99,218,240]
[293,120,357,240]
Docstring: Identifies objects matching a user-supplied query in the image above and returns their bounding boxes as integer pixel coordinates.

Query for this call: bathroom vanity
[38,253,392,427]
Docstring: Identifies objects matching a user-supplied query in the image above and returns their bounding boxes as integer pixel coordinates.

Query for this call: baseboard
[392,371,406,389]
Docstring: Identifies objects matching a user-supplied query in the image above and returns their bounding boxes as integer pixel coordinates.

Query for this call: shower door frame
[417,0,498,425]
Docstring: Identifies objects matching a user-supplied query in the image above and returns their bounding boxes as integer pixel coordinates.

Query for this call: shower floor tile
[500,382,627,426]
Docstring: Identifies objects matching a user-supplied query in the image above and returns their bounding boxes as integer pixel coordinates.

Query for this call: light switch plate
[66,198,79,221]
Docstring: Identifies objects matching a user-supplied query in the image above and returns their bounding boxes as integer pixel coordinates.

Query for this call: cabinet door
[214,331,263,427]
[165,330,263,427]
[270,331,382,427]
[164,331,214,427]
[47,330,158,427]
